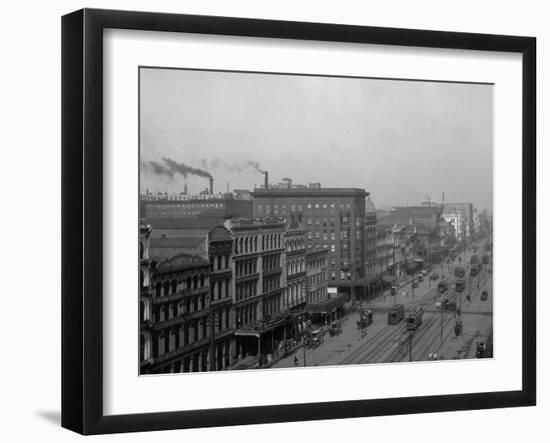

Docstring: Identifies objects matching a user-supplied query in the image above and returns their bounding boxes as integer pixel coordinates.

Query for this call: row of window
[235,257,258,277]
[235,303,258,328]
[263,253,281,272]
[147,340,232,373]
[150,308,231,357]
[210,254,230,271]
[308,287,328,305]
[235,280,258,302]
[211,278,231,302]
[234,233,282,255]
[152,274,207,298]
[151,292,208,323]
[257,202,353,213]
[262,275,281,293]
[285,238,305,252]
[287,257,305,276]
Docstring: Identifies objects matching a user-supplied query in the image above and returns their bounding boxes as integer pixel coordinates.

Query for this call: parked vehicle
[455,279,466,293]
[387,304,405,325]
[470,254,480,265]
[482,254,490,265]
[406,307,423,331]
[470,263,482,277]
[441,298,457,311]
[438,279,449,294]
[309,330,324,348]
[329,321,342,336]
[476,342,486,358]
[417,274,424,282]
[480,290,489,301]
[430,272,440,281]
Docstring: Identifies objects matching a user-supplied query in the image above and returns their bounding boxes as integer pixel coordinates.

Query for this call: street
[271,243,493,368]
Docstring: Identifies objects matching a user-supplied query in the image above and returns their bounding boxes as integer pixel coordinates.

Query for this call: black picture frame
[61,8,536,435]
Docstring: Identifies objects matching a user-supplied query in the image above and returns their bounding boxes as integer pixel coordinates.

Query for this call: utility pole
[440,305,444,346]
[303,337,307,367]
[409,332,413,362]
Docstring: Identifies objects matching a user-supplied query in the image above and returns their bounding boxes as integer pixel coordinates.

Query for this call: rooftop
[150,237,204,249]
[251,187,368,198]
[145,217,223,230]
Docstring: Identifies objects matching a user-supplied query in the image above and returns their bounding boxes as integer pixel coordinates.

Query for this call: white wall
[0,0,545,441]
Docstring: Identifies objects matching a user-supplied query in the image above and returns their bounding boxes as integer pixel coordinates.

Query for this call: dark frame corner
[62,8,536,435]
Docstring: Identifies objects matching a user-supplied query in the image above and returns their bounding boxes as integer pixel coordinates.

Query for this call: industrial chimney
[264,171,269,190]
[209,177,214,195]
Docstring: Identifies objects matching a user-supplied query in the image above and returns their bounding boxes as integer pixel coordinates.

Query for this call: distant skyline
[140,68,493,212]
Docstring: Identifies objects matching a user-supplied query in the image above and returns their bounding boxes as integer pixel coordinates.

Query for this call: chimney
[184,183,188,194]
[264,171,269,189]
[209,177,214,195]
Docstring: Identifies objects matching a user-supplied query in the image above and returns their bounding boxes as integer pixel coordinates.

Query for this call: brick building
[251,186,367,300]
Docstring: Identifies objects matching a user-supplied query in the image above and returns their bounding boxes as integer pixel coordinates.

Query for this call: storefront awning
[306,294,350,314]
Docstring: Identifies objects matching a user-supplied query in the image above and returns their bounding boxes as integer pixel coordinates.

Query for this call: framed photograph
[61,8,536,435]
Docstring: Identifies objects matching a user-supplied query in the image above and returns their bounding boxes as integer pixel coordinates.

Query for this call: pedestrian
[294,356,299,366]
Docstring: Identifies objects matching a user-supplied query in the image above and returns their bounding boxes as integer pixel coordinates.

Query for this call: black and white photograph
[138,67,494,374]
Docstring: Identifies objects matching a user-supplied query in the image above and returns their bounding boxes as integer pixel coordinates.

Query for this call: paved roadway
[271,240,493,369]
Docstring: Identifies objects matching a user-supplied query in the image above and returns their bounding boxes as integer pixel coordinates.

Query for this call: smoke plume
[141,157,212,180]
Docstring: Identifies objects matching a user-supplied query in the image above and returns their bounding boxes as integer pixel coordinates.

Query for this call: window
[307,218,312,226]
[331,245,335,252]
[307,204,312,209]
[315,203,319,209]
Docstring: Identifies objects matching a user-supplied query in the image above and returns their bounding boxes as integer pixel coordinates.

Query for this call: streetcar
[470,263,482,277]
[405,307,423,331]
[387,304,405,325]
[357,309,373,329]
[455,279,466,293]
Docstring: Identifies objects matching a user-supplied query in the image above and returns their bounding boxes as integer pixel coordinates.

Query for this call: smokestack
[209,177,214,195]
[264,171,268,190]
[442,192,445,203]
[184,183,188,194]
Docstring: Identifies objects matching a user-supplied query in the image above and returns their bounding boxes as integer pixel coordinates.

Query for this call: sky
[140,68,493,211]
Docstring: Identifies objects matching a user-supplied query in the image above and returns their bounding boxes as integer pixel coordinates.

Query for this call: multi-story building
[443,202,474,239]
[139,222,153,366]
[305,249,328,306]
[206,226,235,370]
[140,252,214,374]
[140,192,253,219]
[364,197,378,296]
[378,205,443,269]
[225,217,289,363]
[442,211,465,241]
[140,222,236,374]
[283,219,307,312]
[251,185,367,300]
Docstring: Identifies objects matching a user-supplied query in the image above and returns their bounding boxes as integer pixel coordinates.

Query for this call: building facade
[140,253,215,374]
[283,220,307,312]
[251,186,367,300]
[443,202,474,239]
[140,192,253,219]
[225,217,289,363]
